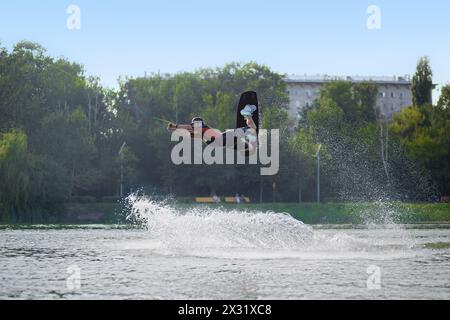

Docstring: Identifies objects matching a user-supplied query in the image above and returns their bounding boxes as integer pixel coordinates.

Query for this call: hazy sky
[1,0,449,98]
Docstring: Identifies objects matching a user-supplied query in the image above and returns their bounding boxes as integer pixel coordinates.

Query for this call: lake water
[1,199,449,299]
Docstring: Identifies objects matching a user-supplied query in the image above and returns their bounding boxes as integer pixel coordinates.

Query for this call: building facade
[285,75,412,121]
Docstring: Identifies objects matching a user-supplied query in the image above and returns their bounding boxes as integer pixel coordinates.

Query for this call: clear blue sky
[1,0,449,98]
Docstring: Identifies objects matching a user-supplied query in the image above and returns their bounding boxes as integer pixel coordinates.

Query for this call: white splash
[125,194,314,252]
[122,194,418,260]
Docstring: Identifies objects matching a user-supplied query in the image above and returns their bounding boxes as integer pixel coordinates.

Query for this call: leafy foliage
[0,42,448,222]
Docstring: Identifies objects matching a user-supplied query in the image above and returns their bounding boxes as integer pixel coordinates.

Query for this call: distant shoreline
[1,202,449,225]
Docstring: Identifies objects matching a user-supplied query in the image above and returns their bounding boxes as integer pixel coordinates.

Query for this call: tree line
[0,42,448,222]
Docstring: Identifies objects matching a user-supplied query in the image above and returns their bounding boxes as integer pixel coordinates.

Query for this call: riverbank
[174,202,450,224]
[49,201,450,224]
[1,202,449,225]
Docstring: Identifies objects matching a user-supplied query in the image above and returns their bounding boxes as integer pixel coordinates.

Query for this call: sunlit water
[0,198,449,299]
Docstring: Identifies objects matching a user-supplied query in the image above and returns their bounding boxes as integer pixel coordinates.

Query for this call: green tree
[0,130,31,221]
[412,56,434,107]
[437,84,450,109]
[391,104,450,196]
[305,81,394,200]
[201,91,235,130]
[353,81,379,123]
[288,128,320,202]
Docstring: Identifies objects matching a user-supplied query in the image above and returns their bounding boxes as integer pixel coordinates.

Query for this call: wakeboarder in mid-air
[166,91,259,157]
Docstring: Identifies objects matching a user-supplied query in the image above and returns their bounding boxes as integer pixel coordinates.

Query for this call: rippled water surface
[1,200,449,299]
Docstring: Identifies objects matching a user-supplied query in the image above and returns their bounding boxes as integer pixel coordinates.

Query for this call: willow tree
[0,130,31,221]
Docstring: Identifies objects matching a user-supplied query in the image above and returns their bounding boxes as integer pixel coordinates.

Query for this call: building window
[399,92,404,98]
[380,92,386,98]
[391,92,395,98]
